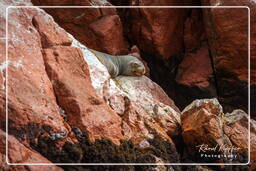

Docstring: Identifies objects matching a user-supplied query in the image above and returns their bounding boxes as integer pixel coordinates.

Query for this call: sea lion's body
[89,49,146,78]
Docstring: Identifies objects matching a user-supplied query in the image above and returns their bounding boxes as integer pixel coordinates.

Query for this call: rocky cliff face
[0,0,255,170]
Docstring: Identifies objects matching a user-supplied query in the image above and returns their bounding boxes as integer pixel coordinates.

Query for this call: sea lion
[89,49,146,78]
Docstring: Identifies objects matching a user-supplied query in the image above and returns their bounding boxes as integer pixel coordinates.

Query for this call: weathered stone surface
[182,98,230,163]
[182,98,254,166]
[2,0,254,168]
[31,0,129,55]
[184,9,206,52]
[176,43,213,88]
[175,43,217,109]
[71,36,181,143]
[31,13,72,48]
[1,0,125,165]
[42,46,123,144]
[0,129,63,170]
[201,0,255,115]
[125,0,194,59]
[223,110,256,169]
[1,6,71,146]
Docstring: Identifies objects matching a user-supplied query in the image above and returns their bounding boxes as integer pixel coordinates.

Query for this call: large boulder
[181,98,255,168]
[31,0,129,55]
[0,2,72,146]
[1,0,123,158]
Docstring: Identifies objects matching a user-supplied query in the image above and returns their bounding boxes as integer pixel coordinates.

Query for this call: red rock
[182,98,254,167]
[223,110,256,169]
[0,7,71,146]
[31,14,72,48]
[184,9,206,52]
[182,98,231,162]
[42,46,123,144]
[0,40,6,93]
[89,15,128,55]
[176,43,213,88]
[174,8,217,110]
[0,129,63,170]
[201,0,255,114]
[72,37,182,142]
[31,0,129,55]
[114,76,181,139]
[126,0,194,59]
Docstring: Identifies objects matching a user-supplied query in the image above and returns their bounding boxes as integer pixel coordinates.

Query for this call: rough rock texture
[42,45,123,144]
[201,0,255,116]
[71,36,181,144]
[182,98,255,168]
[124,0,194,59]
[224,110,256,169]
[183,9,206,52]
[175,42,217,109]
[31,0,129,55]
[1,0,255,169]
[1,0,183,167]
[174,8,218,109]
[176,43,212,88]
[1,5,71,146]
[0,130,63,170]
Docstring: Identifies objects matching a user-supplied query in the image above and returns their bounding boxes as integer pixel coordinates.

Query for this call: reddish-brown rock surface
[175,42,217,109]
[124,0,194,59]
[32,0,129,55]
[176,43,213,88]
[42,46,123,144]
[2,6,71,146]
[182,98,255,168]
[201,0,255,116]
[0,0,255,169]
[0,0,183,167]
[0,130,63,170]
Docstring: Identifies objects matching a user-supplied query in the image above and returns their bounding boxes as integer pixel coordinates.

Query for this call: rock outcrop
[71,36,181,144]
[123,0,195,59]
[0,0,255,170]
[201,0,256,116]
[1,0,183,169]
[31,0,129,55]
[182,98,255,168]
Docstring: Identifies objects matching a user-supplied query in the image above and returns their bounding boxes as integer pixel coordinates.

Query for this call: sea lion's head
[128,59,146,76]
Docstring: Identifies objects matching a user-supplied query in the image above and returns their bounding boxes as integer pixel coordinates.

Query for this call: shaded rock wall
[201,0,255,115]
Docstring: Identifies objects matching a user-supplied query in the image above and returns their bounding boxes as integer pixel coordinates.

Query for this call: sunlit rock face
[181,98,255,168]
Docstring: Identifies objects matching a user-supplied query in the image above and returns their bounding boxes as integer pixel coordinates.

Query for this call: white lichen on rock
[0,60,8,90]
[69,33,182,139]
[224,109,248,125]
[182,98,223,115]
